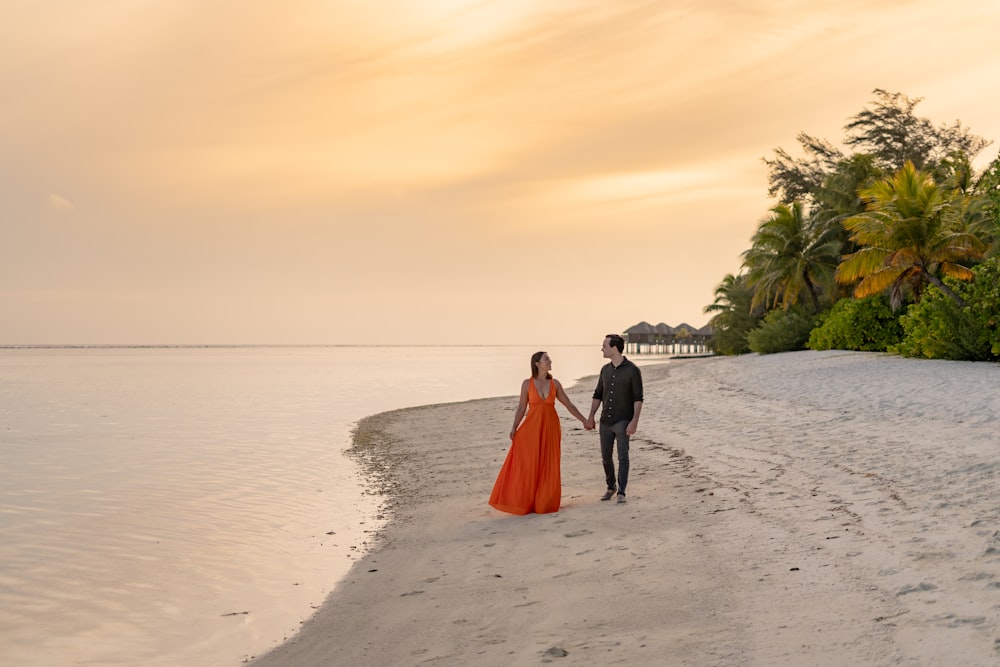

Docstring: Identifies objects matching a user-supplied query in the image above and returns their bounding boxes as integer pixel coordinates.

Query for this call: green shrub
[890,291,975,359]
[964,257,1000,357]
[708,316,759,355]
[808,295,903,352]
[747,307,817,354]
[889,257,1000,361]
[889,293,954,359]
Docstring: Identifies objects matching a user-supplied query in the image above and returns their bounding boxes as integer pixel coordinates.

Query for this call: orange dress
[488,378,562,515]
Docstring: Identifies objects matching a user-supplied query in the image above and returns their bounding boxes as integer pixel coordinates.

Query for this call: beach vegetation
[709,89,999,361]
[841,89,990,173]
[891,257,1000,361]
[742,202,841,313]
[836,161,986,310]
[890,287,980,360]
[763,89,989,206]
[965,257,1000,357]
[808,295,903,352]
[973,153,1000,258]
[704,273,764,355]
[810,153,885,259]
[746,306,816,354]
[763,132,844,204]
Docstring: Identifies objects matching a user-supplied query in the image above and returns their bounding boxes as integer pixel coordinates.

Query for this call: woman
[489,351,588,515]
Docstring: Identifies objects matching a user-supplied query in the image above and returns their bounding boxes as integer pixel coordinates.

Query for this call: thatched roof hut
[622,320,713,354]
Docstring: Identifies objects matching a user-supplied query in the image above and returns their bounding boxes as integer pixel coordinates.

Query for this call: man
[586,334,643,504]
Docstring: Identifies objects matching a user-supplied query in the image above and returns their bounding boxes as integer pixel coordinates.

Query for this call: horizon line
[0,343,603,350]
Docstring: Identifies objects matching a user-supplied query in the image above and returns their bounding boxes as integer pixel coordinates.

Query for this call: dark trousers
[600,420,630,494]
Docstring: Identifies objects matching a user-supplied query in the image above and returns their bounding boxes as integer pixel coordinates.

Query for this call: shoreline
[251,351,1000,666]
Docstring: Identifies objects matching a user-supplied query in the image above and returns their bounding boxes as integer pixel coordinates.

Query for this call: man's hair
[605,334,625,353]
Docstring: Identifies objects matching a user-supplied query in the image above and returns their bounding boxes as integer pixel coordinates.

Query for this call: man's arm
[626,400,642,435]
[626,366,643,435]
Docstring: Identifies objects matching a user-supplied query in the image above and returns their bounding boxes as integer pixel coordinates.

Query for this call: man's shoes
[616,493,626,504]
[600,489,616,501]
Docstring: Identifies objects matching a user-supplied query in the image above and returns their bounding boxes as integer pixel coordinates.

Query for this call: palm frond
[836,247,889,283]
[939,263,975,281]
[888,248,921,267]
[854,267,906,298]
[843,212,891,246]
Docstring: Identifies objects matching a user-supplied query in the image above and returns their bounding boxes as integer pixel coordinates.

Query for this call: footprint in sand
[564,529,593,538]
[896,582,937,596]
[932,613,987,627]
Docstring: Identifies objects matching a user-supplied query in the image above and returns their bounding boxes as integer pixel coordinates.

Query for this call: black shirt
[593,357,644,424]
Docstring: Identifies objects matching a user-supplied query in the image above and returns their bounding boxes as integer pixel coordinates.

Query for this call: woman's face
[538,353,552,373]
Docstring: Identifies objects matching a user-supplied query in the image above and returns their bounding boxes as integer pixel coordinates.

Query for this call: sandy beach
[251,351,1000,666]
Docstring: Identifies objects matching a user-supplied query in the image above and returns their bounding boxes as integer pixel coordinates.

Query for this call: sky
[4,0,1000,346]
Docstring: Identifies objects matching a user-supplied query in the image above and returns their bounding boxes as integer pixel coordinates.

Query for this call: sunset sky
[4,1,1000,345]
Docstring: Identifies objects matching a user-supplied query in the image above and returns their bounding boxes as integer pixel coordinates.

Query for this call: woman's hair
[530,351,551,379]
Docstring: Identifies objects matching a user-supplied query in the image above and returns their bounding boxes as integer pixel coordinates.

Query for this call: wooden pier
[623,321,713,356]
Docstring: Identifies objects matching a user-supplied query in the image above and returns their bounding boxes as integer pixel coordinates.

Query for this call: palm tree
[836,161,986,309]
[742,202,842,313]
[942,152,999,261]
[704,273,762,355]
[811,154,883,252]
[972,153,1000,258]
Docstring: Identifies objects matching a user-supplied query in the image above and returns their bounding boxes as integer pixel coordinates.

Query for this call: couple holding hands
[488,334,644,515]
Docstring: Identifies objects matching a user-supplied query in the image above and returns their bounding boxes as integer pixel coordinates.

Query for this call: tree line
[705,89,1000,361]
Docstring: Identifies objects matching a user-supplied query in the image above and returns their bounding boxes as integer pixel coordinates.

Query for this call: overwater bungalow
[623,321,713,356]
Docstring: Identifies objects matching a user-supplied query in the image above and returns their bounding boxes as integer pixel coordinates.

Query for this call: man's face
[601,337,613,358]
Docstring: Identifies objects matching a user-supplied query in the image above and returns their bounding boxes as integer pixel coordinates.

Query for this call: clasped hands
[582,418,638,435]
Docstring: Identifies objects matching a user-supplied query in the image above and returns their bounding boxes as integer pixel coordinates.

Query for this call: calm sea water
[0,345,669,666]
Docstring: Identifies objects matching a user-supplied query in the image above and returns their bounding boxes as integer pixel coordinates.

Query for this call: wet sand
[252,351,1000,666]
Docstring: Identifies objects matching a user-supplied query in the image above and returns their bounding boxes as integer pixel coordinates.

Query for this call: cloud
[48,193,76,211]
[5,1,1000,344]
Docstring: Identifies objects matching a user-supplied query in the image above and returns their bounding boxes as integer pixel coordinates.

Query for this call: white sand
[251,351,1000,666]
